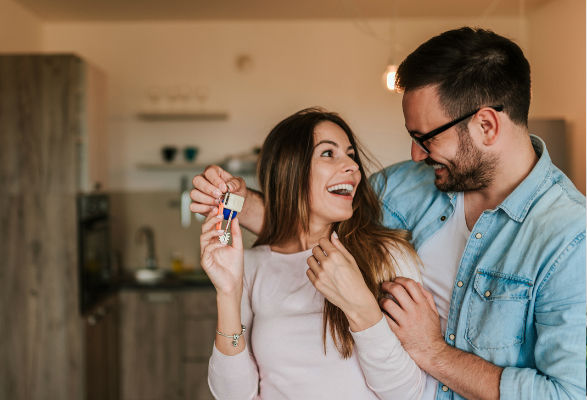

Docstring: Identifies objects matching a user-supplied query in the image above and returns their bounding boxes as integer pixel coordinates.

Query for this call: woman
[200,108,425,399]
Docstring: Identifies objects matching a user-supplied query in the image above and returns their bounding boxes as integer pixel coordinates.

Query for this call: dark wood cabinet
[85,294,120,400]
[119,291,183,400]
[0,54,106,400]
[119,288,216,400]
[184,363,213,400]
[182,290,217,400]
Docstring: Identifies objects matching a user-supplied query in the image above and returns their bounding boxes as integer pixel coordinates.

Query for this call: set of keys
[216,191,245,245]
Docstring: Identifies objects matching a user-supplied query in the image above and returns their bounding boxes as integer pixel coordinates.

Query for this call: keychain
[216,191,245,245]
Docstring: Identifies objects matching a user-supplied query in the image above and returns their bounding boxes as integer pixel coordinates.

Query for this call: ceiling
[15,0,553,22]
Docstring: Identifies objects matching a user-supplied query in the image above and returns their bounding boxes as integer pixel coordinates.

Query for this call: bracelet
[216,324,246,347]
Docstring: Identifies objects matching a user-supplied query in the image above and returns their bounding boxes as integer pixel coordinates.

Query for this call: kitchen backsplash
[109,191,258,274]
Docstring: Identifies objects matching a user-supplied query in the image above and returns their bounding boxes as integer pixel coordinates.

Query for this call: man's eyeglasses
[409,105,504,154]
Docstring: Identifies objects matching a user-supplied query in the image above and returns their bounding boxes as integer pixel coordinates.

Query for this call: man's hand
[190,165,248,216]
[380,277,446,368]
[382,277,503,400]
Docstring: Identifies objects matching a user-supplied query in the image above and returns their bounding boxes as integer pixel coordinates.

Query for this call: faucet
[136,226,158,269]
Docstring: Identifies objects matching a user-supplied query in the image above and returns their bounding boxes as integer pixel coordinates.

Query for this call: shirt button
[484,290,491,297]
[441,385,449,392]
[475,232,483,239]
[457,281,464,287]
[449,334,455,341]
[440,216,446,221]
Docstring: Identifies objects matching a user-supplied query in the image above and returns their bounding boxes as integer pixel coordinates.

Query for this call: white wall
[528,0,586,194]
[42,17,527,191]
[0,0,42,51]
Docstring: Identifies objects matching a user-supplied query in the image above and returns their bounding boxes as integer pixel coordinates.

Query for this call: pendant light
[382,63,399,92]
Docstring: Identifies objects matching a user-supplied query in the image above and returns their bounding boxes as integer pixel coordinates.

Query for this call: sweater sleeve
[350,245,425,400]
[207,269,260,400]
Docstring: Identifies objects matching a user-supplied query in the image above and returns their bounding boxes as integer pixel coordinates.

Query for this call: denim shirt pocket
[466,269,533,350]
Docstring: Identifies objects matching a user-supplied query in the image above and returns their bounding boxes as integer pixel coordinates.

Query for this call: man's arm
[380,277,501,400]
[235,188,264,235]
[190,165,265,234]
[382,250,587,400]
[420,342,502,400]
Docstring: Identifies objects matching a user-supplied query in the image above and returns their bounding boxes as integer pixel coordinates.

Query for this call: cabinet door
[119,291,182,400]
[184,362,214,400]
[182,289,217,361]
[0,55,84,400]
[182,289,217,400]
[184,319,217,361]
[85,294,120,400]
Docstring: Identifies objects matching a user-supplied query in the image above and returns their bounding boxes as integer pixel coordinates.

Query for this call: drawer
[184,318,217,360]
[182,289,217,318]
[184,362,214,400]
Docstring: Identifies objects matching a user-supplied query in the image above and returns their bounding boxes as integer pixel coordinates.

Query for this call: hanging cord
[340,0,514,46]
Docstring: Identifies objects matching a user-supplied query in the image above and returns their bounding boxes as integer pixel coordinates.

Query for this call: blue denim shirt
[371,136,586,400]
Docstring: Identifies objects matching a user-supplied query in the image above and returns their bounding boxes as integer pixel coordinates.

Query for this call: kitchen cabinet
[0,54,106,400]
[184,363,213,400]
[85,294,120,400]
[182,290,217,400]
[119,288,216,400]
[120,291,183,400]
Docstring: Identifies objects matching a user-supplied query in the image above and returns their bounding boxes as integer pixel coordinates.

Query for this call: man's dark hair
[396,27,531,127]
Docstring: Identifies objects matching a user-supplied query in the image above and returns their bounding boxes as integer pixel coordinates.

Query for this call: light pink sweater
[208,245,425,400]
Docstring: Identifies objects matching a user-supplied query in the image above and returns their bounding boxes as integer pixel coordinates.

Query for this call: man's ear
[476,107,501,146]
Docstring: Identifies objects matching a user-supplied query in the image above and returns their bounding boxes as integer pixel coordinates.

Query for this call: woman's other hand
[200,207,245,297]
[306,232,382,331]
[190,165,248,216]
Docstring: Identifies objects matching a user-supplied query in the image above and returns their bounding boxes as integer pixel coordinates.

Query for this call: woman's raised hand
[200,207,245,296]
[306,232,382,331]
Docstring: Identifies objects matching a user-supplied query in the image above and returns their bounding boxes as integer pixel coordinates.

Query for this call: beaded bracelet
[216,325,246,347]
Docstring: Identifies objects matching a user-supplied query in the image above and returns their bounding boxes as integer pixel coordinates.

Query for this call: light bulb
[383,64,398,92]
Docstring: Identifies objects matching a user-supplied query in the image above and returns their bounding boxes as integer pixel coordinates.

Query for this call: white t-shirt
[208,244,426,400]
[417,192,470,400]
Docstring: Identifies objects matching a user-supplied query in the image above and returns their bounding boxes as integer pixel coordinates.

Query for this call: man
[190,27,586,400]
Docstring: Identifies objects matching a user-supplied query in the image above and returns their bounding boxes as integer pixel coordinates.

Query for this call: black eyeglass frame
[409,105,504,154]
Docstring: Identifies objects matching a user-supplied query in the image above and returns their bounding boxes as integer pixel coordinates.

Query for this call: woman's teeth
[432,164,445,170]
[327,183,353,195]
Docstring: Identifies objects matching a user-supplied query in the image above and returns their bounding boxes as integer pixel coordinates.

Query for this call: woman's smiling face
[308,121,361,226]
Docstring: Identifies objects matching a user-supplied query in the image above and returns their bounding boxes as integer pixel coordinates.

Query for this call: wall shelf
[137,111,228,121]
[137,162,207,171]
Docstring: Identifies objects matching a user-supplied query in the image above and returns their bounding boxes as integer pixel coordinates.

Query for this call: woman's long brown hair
[254,107,419,358]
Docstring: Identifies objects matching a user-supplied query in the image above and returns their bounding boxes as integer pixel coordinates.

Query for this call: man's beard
[426,128,498,192]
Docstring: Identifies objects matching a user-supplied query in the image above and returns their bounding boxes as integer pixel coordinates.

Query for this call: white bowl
[135,268,165,284]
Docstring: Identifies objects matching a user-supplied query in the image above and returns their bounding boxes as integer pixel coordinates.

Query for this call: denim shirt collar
[446,191,458,208]
[444,135,552,223]
[498,135,552,222]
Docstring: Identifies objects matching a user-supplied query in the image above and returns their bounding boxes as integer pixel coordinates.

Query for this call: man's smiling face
[403,86,497,192]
